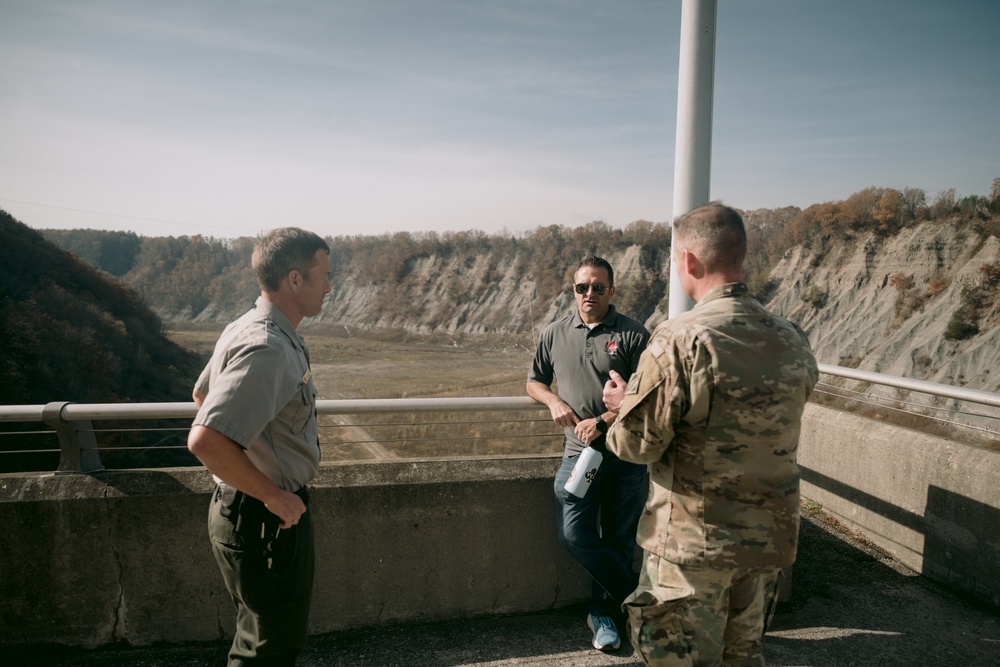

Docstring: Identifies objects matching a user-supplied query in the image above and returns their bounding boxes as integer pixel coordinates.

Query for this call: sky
[1,0,998,240]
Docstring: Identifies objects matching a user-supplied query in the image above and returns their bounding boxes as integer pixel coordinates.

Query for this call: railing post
[42,402,104,473]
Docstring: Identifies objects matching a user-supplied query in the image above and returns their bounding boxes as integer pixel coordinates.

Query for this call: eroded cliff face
[311,244,672,336]
[766,221,1000,392]
[166,219,1000,393]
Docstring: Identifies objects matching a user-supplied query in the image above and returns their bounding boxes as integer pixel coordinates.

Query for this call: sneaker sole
[592,638,622,651]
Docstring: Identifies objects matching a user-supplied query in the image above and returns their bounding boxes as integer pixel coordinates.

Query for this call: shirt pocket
[294,384,315,435]
[277,382,313,436]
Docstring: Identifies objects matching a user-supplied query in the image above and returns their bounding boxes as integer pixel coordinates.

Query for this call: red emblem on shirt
[605,340,618,353]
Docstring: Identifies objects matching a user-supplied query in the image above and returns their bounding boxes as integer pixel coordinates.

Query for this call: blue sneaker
[587,613,621,651]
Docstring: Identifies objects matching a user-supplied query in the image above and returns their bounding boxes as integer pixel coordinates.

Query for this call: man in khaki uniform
[602,203,818,666]
[189,227,331,666]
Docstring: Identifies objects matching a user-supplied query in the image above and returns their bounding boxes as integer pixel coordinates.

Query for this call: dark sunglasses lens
[575,283,606,295]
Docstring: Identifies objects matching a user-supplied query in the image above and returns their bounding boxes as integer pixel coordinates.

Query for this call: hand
[603,370,626,414]
[574,418,600,444]
[264,489,307,529]
[548,400,580,428]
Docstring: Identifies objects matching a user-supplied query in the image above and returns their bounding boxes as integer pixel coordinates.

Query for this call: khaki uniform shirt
[607,283,818,568]
[193,297,320,491]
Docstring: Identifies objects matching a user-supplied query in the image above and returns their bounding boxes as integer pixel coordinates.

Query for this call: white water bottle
[564,447,603,497]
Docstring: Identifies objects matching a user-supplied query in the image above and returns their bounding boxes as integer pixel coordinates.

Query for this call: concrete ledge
[0,456,589,648]
[6,407,999,649]
[797,403,1000,610]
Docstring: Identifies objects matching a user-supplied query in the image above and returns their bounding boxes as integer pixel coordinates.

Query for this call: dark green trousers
[209,485,315,667]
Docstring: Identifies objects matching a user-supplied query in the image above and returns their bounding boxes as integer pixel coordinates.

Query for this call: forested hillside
[2,212,201,404]
[1,211,203,469]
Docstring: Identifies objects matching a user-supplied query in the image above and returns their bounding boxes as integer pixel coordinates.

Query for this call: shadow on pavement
[766,510,1000,666]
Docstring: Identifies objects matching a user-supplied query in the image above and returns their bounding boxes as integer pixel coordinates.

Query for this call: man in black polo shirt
[527,256,650,652]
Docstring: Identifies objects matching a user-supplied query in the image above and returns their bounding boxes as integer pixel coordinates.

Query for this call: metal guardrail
[816,363,1000,409]
[1,365,998,473]
[0,397,551,474]
[0,397,543,422]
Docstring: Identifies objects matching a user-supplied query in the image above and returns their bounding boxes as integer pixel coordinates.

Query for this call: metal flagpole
[668,0,718,318]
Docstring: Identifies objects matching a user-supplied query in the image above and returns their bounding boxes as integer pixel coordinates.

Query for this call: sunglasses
[574,283,608,296]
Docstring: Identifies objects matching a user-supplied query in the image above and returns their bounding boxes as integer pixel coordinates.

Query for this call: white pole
[669,0,717,318]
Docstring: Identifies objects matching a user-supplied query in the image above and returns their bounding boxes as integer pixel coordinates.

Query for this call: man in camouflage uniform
[602,203,818,666]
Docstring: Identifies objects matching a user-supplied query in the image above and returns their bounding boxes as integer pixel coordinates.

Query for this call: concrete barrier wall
[0,456,590,648]
[4,407,998,648]
[798,404,1000,610]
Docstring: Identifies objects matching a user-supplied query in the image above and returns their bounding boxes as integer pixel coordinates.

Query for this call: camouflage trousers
[625,551,781,666]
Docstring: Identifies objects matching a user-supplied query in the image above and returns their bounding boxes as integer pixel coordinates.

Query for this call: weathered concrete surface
[0,456,590,648]
[3,405,999,654]
[0,469,215,647]
[7,512,999,667]
[798,403,1000,610]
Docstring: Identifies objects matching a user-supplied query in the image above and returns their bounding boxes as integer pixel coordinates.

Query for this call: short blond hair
[672,203,746,273]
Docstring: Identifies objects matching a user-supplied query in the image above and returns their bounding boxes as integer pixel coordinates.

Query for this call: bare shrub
[926,270,950,298]
[800,285,827,309]
[888,273,913,291]
[979,262,1000,289]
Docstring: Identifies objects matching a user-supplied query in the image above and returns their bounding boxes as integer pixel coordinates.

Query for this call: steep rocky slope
[315,217,1000,394]
[767,220,1000,392]
[313,244,671,336]
[37,214,1000,394]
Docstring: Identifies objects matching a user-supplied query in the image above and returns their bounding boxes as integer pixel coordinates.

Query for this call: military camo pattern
[607,282,818,568]
[626,550,781,666]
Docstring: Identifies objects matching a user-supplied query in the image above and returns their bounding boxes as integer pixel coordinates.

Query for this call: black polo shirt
[529,305,650,454]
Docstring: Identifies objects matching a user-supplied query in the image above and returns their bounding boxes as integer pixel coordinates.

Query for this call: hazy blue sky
[2,0,998,239]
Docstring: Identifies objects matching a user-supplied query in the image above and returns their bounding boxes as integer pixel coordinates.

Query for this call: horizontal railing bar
[0,398,546,422]
[317,397,544,413]
[816,363,1000,409]
[0,406,46,422]
[321,418,556,428]
[815,382,1000,420]
[61,402,198,420]
[321,433,562,445]
[0,449,61,454]
[0,366,997,423]
[0,403,197,422]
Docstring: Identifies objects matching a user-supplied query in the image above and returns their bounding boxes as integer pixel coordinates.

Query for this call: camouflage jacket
[606,283,818,567]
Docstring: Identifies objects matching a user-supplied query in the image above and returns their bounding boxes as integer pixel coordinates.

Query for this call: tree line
[42,181,1000,329]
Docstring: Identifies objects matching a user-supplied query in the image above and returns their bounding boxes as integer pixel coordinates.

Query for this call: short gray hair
[252,228,330,292]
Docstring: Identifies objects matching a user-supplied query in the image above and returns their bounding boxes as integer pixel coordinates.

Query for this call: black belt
[215,484,309,524]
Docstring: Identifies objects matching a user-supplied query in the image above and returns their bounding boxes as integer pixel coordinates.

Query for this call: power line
[0,197,258,235]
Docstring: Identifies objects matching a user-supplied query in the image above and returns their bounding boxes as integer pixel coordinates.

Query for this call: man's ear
[683,248,705,279]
